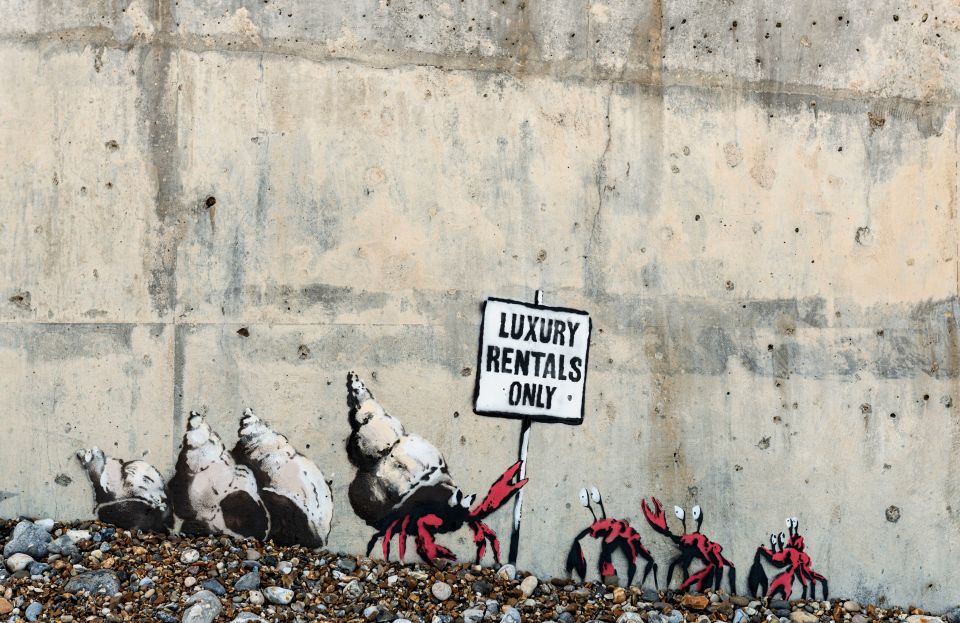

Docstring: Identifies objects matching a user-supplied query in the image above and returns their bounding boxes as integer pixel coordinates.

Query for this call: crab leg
[768,568,795,600]
[471,520,501,564]
[679,564,716,592]
[397,515,411,561]
[381,518,400,560]
[415,514,456,562]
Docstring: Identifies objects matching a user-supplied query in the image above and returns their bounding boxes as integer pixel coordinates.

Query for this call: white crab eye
[792,517,799,529]
[674,506,685,521]
[462,494,475,508]
[448,488,463,507]
[579,488,590,507]
[591,486,602,504]
[785,517,793,528]
[778,531,785,546]
[692,505,701,520]
[769,534,776,547]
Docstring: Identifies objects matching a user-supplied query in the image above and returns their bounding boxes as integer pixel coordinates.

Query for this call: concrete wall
[1,0,958,610]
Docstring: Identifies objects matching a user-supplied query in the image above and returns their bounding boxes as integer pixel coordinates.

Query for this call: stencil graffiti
[76,448,173,533]
[566,486,658,588]
[346,372,527,564]
[169,412,270,540]
[642,497,736,592]
[748,517,829,600]
[77,409,332,547]
[233,409,333,547]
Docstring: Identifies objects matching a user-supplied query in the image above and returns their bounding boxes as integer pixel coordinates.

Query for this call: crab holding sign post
[474,292,592,564]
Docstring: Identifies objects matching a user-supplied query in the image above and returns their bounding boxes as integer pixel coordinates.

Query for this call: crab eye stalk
[579,488,590,508]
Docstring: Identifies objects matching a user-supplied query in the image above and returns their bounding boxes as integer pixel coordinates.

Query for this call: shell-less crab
[747,517,828,600]
[365,462,528,564]
[641,497,736,593]
[566,486,658,588]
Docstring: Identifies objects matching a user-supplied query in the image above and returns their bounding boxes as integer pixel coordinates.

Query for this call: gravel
[0,518,942,622]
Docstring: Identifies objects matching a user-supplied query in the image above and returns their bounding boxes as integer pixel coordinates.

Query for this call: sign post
[473,291,591,565]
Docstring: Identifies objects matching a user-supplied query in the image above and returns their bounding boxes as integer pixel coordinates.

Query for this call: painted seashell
[168,411,270,540]
[345,372,456,525]
[76,447,172,533]
[233,408,333,547]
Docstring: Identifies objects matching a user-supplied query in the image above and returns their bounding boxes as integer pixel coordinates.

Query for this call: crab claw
[468,460,528,519]
[641,497,668,533]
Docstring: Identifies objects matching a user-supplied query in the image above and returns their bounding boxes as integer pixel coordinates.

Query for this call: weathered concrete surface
[1,0,958,610]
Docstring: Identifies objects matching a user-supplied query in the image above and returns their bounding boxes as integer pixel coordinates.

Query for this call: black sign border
[472,296,591,426]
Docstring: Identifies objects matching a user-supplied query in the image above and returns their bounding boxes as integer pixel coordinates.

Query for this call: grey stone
[182,590,223,623]
[617,614,644,623]
[472,580,493,595]
[5,552,34,572]
[520,575,538,597]
[64,570,120,595]
[343,579,363,599]
[500,607,521,623]
[665,611,684,623]
[734,610,750,623]
[180,549,200,564]
[155,612,179,623]
[337,557,358,573]
[432,581,452,601]
[497,564,517,581]
[234,571,260,591]
[462,608,485,623]
[944,608,960,623]
[25,601,42,622]
[230,614,265,623]
[3,521,52,558]
[49,535,81,560]
[27,561,50,575]
[201,579,226,596]
[264,586,294,605]
[363,606,380,620]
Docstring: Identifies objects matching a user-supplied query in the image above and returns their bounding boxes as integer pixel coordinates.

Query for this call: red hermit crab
[747,517,829,600]
[345,372,528,564]
[566,486,658,588]
[641,497,736,592]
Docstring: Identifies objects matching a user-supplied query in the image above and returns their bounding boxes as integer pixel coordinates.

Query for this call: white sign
[474,297,591,424]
